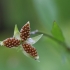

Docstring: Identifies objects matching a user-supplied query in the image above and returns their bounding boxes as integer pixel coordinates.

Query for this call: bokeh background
[0,0,70,70]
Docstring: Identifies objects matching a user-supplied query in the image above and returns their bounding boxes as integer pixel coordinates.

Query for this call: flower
[0,21,43,61]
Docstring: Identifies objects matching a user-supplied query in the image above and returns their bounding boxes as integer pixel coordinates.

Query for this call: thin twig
[31,30,70,51]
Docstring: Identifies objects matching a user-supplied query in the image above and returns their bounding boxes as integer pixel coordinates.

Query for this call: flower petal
[20,21,30,42]
[3,38,20,48]
[0,41,4,46]
[26,38,35,45]
[31,34,43,44]
[22,43,39,60]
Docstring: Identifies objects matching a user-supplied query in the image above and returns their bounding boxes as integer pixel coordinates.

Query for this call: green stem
[31,30,70,51]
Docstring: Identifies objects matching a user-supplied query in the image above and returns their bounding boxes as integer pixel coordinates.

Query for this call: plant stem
[31,30,70,51]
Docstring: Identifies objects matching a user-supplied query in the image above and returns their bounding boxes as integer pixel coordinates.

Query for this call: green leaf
[51,21,65,42]
[13,24,21,40]
[32,34,43,44]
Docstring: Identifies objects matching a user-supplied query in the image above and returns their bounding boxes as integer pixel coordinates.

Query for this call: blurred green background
[0,0,70,70]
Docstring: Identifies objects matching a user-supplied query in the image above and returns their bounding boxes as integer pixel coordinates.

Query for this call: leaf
[32,34,43,44]
[51,21,65,42]
[13,24,21,40]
